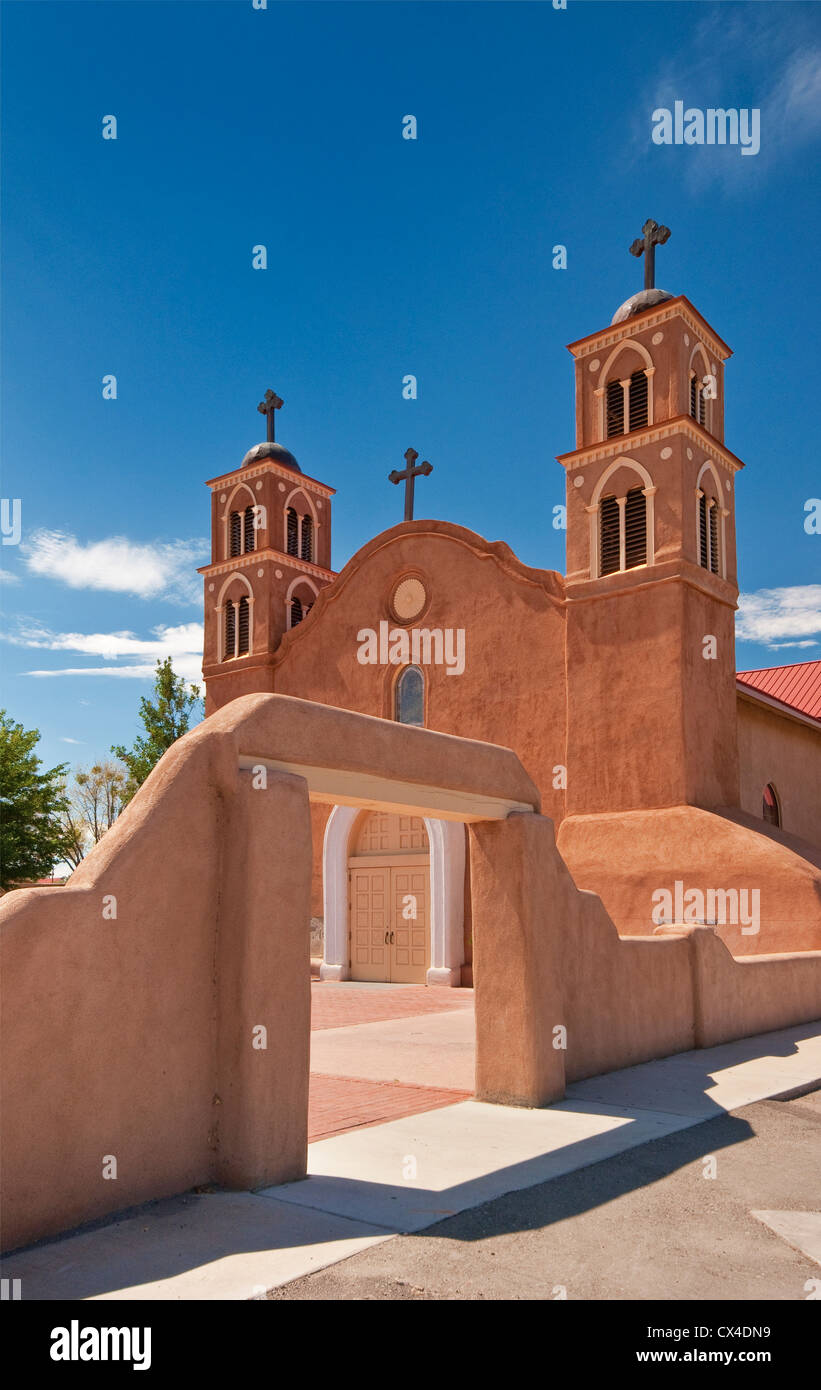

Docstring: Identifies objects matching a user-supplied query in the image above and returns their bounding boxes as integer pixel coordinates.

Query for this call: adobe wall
[0,731,312,1254]
[737,695,821,847]
[557,805,821,956]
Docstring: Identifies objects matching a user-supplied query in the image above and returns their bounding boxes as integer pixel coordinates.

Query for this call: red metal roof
[736,660,821,723]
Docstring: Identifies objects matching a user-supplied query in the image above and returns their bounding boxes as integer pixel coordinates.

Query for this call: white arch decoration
[320,805,465,986]
[221,482,257,560]
[285,575,319,630]
[282,487,319,560]
[596,338,656,441]
[588,455,656,580]
[688,343,713,433]
[695,459,727,579]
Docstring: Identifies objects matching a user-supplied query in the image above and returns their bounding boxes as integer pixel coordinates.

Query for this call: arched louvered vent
[223,603,235,661]
[690,372,706,426]
[599,494,620,575]
[300,514,313,562]
[762,784,780,827]
[237,595,250,654]
[605,379,624,438]
[624,487,646,569]
[244,506,256,554]
[290,596,303,627]
[286,508,298,556]
[628,370,648,431]
[709,504,719,575]
[699,493,708,568]
[229,511,242,557]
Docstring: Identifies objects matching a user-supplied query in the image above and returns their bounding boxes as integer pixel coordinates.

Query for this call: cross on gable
[257,389,284,442]
[388,447,433,522]
[629,219,671,290]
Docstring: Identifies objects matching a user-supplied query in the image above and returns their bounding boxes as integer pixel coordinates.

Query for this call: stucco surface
[737,696,821,847]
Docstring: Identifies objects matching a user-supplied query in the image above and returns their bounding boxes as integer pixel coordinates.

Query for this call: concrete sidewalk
[4,1021,819,1300]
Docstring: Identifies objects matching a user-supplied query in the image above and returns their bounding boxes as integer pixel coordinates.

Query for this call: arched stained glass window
[395,665,424,727]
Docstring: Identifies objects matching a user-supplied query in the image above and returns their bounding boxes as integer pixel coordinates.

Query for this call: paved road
[269,1089,821,1301]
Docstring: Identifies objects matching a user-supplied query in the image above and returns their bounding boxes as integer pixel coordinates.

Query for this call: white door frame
[320,805,465,986]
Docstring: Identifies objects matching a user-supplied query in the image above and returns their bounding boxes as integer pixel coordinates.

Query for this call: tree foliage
[111,658,201,800]
[60,760,130,867]
[0,711,71,889]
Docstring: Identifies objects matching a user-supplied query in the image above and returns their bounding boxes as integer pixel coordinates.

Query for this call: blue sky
[1,0,820,772]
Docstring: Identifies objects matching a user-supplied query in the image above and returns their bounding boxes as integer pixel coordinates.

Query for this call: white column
[423,819,465,987]
[320,805,359,981]
[617,495,627,572]
[594,386,605,443]
[644,365,655,426]
[642,485,657,565]
[620,378,631,435]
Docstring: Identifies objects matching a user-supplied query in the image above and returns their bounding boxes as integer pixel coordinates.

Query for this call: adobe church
[198,223,821,984]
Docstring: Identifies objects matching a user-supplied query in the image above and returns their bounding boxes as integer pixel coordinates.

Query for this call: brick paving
[308,1074,472,1144]
[308,982,474,1142]
[310,981,474,1031]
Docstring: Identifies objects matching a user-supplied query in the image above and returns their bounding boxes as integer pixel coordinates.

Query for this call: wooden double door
[347,812,430,984]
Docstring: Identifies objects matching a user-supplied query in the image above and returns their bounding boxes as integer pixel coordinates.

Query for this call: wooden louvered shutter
[300,514,313,562]
[699,494,708,568]
[599,495,620,575]
[690,374,697,419]
[224,603,235,660]
[286,508,298,556]
[244,506,255,554]
[237,596,250,654]
[605,379,624,438]
[709,504,719,574]
[698,388,707,427]
[624,487,646,569]
[230,511,241,557]
[628,370,648,431]
[291,597,303,627]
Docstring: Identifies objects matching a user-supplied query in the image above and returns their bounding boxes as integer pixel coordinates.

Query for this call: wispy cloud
[634,8,821,190]
[20,531,207,605]
[60,737,84,744]
[0,568,21,585]
[6,620,204,681]
[736,585,821,648]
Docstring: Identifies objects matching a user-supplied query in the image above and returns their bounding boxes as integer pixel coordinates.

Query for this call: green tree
[112,658,201,801]
[60,759,130,867]
[0,712,71,889]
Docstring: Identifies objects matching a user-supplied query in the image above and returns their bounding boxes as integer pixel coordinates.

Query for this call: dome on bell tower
[241,441,301,472]
[611,287,674,325]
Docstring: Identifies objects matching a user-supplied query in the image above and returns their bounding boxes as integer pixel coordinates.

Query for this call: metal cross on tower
[257,389,284,442]
[629,219,671,290]
[388,448,433,522]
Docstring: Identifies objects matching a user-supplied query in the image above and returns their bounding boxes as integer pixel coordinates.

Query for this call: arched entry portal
[347,810,429,983]
[321,804,466,986]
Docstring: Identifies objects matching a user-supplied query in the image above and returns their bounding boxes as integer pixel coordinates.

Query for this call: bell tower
[558,221,743,815]
[199,390,336,714]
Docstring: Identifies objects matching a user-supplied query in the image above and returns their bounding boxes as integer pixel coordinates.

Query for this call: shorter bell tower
[199,390,336,714]
[558,221,743,816]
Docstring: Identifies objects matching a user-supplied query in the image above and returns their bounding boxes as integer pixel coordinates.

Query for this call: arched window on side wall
[395,665,424,727]
[599,486,646,576]
[762,783,780,828]
[243,506,256,554]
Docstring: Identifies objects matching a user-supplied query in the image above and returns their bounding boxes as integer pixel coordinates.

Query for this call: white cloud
[736,585,821,647]
[6,620,203,682]
[20,531,207,605]
[60,737,84,744]
[0,568,21,585]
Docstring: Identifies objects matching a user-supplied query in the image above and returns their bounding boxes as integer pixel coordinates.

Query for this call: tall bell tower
[558,222,743,815]
[199,390,336,714]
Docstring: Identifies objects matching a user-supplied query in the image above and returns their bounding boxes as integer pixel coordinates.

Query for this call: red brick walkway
[310,982,473,1031]
[308,982,474,1143]
[309,1074,472,1143]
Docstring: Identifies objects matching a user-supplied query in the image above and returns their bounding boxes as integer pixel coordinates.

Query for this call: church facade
[198,274,821,985]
